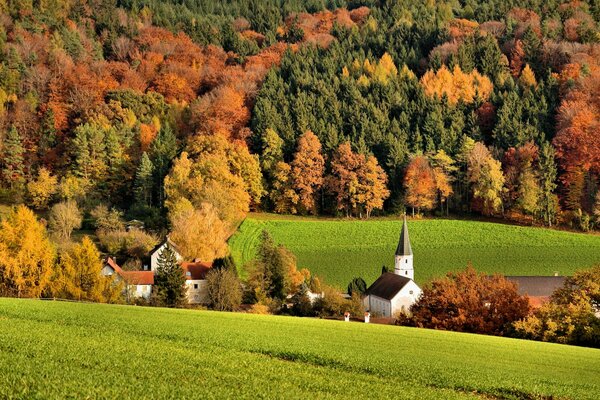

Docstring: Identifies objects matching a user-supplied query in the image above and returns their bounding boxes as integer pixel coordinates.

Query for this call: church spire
[395,215,412,256]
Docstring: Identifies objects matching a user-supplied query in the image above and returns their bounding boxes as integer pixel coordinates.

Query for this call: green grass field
[229,214,600,288]
[1,299,599,399]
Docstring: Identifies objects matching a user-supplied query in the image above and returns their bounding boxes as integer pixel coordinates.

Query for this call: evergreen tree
[538,142,558,226]
[134,152,154,207]
[347,277,367,296]
[149,123,177,208]
[256,230,286,300]
[212,254,238,277]
[1,126,25,189]
[153,243,187,307]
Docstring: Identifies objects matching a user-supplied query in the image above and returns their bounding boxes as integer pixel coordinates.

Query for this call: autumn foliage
[420,65,493,104]
[398,266,530,336]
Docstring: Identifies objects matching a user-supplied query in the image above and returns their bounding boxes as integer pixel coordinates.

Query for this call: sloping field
[229,215,600,287]
[0,299,599,399]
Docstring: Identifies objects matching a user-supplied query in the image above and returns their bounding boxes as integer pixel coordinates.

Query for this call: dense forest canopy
[0,0,600,256]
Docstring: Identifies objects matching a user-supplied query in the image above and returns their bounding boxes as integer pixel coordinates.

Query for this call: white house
[146,238,183,271]
[181,261,212,304]
[363,216,422,318]
[103,257,154,300]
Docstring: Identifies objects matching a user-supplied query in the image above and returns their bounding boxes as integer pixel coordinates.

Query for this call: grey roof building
[505,276,566,297]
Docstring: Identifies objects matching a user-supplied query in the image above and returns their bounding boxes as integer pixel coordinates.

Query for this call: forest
[0,0,600,266]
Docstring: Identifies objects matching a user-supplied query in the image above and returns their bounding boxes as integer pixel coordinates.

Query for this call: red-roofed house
[103,255,214,304]
[182,261,213,304]
[102,257,154,300]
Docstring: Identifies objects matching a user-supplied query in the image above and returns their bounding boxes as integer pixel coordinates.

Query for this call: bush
[206,268,242,311]
[97,228,158,259]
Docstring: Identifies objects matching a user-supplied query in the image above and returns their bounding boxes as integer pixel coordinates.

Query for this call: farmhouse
[145,237,183,271]
[103,240,213,304]
[363,216,422,317]
[102,257,154,300]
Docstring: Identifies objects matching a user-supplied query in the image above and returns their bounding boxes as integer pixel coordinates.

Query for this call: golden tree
[27,167,57,209]
[169,202,230,262]
[0,206,55,297]
[420,65,493,104]
[357,155,390,218]
[52,236,121,302]
[290,131,325,214]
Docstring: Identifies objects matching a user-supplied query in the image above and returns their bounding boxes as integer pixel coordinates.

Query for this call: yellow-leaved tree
[169,202,230,262]
[51,236,122,302]
[27,167,57,209]
[420,65,493,104]
[0,205,55,297]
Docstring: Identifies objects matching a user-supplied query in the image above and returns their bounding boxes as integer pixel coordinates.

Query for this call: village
[101,216,569,324]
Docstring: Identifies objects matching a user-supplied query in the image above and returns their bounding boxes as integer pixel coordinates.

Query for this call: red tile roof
[528,296,550,309]
[181,261,212,280]
[105,257,154,285]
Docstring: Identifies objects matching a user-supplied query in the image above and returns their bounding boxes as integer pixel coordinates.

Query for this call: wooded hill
[1,1,600,261]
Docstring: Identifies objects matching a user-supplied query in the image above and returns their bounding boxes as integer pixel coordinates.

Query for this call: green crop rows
[229,215,600,287]
[1,299,599,399]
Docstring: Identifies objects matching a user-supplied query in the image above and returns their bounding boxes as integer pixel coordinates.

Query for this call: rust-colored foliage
[404,156,436,214]
[399,266,530,336]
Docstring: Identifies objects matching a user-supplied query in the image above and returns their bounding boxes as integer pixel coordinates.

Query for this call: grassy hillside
[1,299,599,399]
[229,215,600,287]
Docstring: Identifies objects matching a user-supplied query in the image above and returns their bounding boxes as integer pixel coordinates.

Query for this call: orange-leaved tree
[398,266,530,336]
[290,131,325,214]
[404,155,436,216]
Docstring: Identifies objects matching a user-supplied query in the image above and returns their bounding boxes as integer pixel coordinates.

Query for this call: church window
[405,259,408,263]
[409,290,414,295]
[194,284,199,289]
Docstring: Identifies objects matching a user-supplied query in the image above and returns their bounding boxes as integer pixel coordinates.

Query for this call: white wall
[365,295,392,318]
[150,242,183,271]
[390,280,421,317]
[394,255,414,280]
[186,280,209,304]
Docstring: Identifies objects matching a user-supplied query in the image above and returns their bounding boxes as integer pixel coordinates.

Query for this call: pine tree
[150,123,177,208]
[538,142,558,226]
[153,243,187,307]
[134,152,154,207]
[1,126,25,189]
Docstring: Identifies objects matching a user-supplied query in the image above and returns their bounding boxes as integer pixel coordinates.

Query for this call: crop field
[1,299,599,399]
[229,215,600,287]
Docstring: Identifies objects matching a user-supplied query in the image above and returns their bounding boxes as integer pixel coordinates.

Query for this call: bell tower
[394,215,414,280]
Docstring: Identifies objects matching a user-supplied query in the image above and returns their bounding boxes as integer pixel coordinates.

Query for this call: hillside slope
[0,299,598,399]
[229,215,600,286]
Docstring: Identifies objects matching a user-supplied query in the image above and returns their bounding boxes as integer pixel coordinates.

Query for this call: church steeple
[395,215,412,257]
[394,215,414,280]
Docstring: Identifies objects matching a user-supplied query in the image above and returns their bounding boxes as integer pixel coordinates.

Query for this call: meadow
[229,214,600,287]
[1,299,599,399]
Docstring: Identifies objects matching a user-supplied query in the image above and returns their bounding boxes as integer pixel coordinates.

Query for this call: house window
[194,284,199,289]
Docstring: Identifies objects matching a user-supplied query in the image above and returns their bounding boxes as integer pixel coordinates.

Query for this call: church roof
[395,216,412,256]
[366,273,412,301]
[505,276,566,297]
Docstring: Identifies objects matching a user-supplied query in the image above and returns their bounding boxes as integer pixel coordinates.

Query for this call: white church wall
[394,254,414,280]
[366,295,392,318]
[390,281,422,317]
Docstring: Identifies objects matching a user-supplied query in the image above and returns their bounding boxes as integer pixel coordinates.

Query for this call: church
[363,216,422,318]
